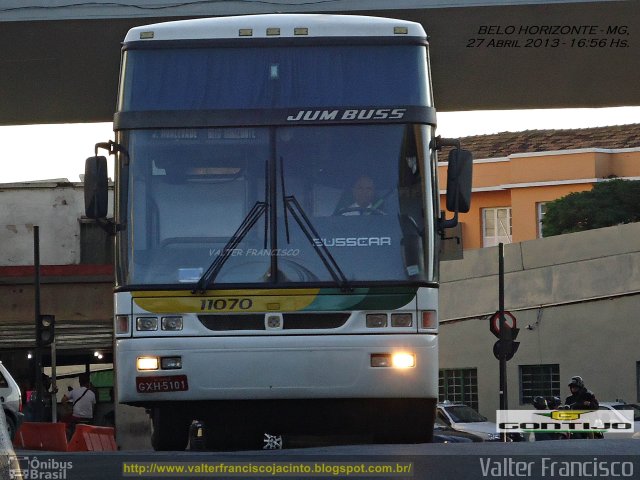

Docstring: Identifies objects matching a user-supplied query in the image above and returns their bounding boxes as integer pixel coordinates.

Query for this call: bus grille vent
[197,313,350,331]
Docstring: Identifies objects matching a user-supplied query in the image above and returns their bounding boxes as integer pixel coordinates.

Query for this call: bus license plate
[136,375,189,393]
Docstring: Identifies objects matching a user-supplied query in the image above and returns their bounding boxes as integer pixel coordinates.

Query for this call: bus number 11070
[200,298,253,311]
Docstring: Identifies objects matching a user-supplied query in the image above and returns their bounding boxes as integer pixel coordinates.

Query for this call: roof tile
[452,123,640,159]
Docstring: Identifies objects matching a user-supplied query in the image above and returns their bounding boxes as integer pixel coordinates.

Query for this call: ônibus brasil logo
[496,410,634,433]
[9,456,73,480]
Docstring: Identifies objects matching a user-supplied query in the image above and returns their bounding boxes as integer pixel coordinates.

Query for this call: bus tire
[150,408,189,451]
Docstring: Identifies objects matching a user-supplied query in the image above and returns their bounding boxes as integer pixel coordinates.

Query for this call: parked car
[0,362,24,441]
[437,401,524,442]
[432,418,483,443]
[598,402,640,439]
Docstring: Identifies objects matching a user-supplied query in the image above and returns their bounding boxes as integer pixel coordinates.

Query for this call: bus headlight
[161,316,183,331]
[391,313,413,327]
[391,352,416,368]
[366,314,387,328]
[137,356,159,371]
[136,317,158,331]
[371,354,391,367]
[371,352,415,368]
[161,356,182,370]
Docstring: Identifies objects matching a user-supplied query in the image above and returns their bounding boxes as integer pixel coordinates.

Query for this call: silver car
[0,362,24,441]
[598,402,640,439]
[436,401,524,442]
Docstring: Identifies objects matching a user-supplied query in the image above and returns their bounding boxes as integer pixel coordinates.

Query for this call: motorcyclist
[564,376,600,439]
[565,376,599,409]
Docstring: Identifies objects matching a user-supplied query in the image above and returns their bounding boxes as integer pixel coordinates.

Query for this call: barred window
[519,364,560,406]
[439,368,478,411]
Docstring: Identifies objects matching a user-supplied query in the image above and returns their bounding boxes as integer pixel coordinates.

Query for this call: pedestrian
[61,373,96,437]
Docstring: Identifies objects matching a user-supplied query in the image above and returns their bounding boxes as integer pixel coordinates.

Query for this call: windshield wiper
[278,156,350,291]
[193,161,270,294]
[192,201,268,294]
[283,194,351,292]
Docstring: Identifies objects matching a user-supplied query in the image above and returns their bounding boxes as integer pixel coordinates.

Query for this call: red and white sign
[490,311,517,338]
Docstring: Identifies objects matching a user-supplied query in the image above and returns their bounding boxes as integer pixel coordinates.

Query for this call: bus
[84,14,472,450]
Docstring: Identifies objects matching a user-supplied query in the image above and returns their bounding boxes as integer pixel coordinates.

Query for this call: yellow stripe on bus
[132,288,320,297]
[132,289,320,313]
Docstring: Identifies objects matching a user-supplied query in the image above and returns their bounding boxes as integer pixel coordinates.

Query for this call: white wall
[0,182,113,266]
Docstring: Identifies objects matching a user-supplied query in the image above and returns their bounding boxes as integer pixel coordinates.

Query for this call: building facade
[439,222,640,420]
[0,180,113,398]
[439,124,640,249]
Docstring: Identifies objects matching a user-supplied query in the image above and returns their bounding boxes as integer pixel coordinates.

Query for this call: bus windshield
[121,124,433,287]
[119,45,429,111]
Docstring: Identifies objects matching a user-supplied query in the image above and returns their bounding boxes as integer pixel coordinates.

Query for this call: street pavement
[7,438,640,480]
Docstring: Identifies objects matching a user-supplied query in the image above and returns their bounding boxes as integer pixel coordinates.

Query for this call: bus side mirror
[446,148,473,214]
[85,156,109,219]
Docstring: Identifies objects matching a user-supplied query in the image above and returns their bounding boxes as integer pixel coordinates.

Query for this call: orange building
[438,124,640,250]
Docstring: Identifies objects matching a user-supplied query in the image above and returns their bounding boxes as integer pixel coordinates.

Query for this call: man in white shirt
[61,373,96,423]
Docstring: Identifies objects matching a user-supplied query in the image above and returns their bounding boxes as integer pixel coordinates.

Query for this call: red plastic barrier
[67,424,117,451]
[13,422,68,451]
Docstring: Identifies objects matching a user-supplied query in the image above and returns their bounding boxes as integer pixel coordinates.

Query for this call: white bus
[85,14,472,450]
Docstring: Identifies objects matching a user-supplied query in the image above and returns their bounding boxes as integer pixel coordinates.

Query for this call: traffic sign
[493,326,520,361]
[490,310,516,338]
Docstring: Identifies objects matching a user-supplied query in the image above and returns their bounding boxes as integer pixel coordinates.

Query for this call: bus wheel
[150,408,189,451]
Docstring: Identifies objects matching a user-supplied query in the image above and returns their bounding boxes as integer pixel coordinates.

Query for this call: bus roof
[124,14,426,43]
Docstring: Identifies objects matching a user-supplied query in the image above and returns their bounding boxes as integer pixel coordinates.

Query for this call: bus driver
[337,175,385,216]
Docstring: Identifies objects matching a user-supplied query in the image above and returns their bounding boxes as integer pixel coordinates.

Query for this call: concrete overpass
[0,0,639,126]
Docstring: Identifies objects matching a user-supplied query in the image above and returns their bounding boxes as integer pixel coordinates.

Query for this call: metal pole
[51,340,57,422]
[498,242,508,441]
[499,242,507,410]
[34,226,44,419]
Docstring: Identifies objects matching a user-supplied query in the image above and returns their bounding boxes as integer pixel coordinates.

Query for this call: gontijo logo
[538,410,591,421]
[496,410,634,433]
